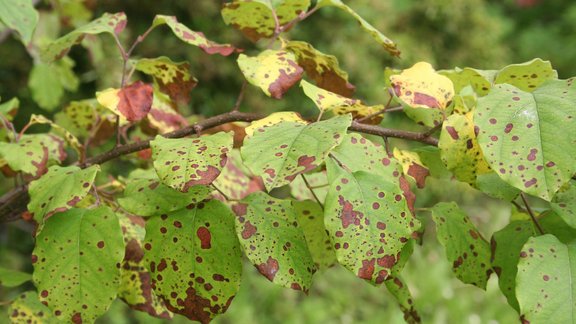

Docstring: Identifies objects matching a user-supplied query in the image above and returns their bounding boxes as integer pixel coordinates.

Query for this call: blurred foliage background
[1,0,574,322]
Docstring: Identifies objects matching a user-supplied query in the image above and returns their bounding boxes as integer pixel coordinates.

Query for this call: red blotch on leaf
[357,258,375,280]
[257,256,279,281]
[196,227,212,249]
[117,81,153,121]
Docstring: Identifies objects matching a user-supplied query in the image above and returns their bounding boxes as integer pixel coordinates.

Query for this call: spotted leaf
[28,114,83,157]
[440,67,497,97]
[40,12,126,63]
[384,276,421,324]
[146,90,189,134]
[152,15,236,56]
[286,41,354,97]
[0,267,31,288]
[32,206,125,323]
[96,81,154,122]
[551,181,576,229]
[391,62,454,127]
[241,113,350,191]
[233,192,315,291]
[475,80,576,201]
[516,234,576,323]
[238,50,304,99]
[324,158,419,285]
[8,291,58,324]
[293,200,336,269]
[392,147,429,189]
[301,80,383,124]
[490,220,537,311]
[431,202,492,289]
[316,0,400,57]
[212,149,263,201]
[54,99,111,140]
[143,200,242,323]
[27,165,100,228]
[150,132,233,192]
[0,0,38,45]
[0,134,67,178]
[494,58,557,92]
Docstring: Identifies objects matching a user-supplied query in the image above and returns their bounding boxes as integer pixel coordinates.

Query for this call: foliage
[0,1,575,323]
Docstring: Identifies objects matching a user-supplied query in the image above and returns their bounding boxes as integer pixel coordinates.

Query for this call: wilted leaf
[146,90,189,134]
[96,81,154,122]
[0,0,39,44]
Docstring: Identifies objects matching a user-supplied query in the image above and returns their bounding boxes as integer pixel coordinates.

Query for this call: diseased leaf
[289,171,328,203]
[8,291,58,324]
[28,114,83,156]
[238,50,304,99]
[286,41,354,97]
[40,12,126,63]
[392,147,429,189]
[144,200,242,322]
[241,113,350,191]
[440,67,496,97]
[0,267,32,288]
[54,99,114,140]
[32,206,125,323]
[0,134,67,177]
[301,80,383,124]
[324,158,419,285]
[146,90,189,134]
[233,192,315,291]
[490,220,536,311]
[494,58,558,92]
[384,276,421,324]
[516,235,576,323]
[221,0,275,42]
[27,165,100,227]
[274,0,311,25]
[391,62,454,127]
[152,15,237,56]
[212,149,263,201]
[293,200,336,269]
[150,132,233,192]
[475,80,576,201]
[551,181,576,228]
[0,0,39,44]
[96,81,154,122]
[316,0,400,57]
[431,202,492,289]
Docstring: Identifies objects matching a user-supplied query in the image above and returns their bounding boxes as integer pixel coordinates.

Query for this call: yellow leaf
[245,112,307,137]
[96,88,129,125]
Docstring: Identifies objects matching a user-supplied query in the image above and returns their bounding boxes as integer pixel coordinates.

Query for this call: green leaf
[238,50,304,99]
[0,134,67,177]
[289,171,328,203]
[28,114,83,156]
[0,0,39,44]
[494,58,558,92]
[54,99,108,140]
[286,40,355,97]
[8,291,58,324]
[550,180,576,228]
[516,234,576,323]
[118,177,212,217]
[150,132,233,192]
[221,0,275,42]
[151,15,236,56]
[27,165,100,227]
[28,58,79,111]
[233,192,315,291]
[273,0,311,25]
[143,200,242,322]
[0,97,19,121]
[384,276,421,324]
[212,149,262,201]
[40,12,127,63]
[490,220,537,311]
[440,67,497,97]
[33,206,125,323]
[293,200,336,269]
[539,210,576,244]
[324,158,419,284]
[431,202,492,289]
[241,113,350,191]
[316,0,400,57]
[475,80,576,201]
[0,267,32,288]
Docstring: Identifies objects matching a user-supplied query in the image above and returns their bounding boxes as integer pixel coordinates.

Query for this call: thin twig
[232,81,248,112]
[356,95,394,123]
[301,174,324,209]
[422,123,443,138]
[211,183,231,201]
[382,136,392,157]
[520,192,544,235]
[511,200,525,213]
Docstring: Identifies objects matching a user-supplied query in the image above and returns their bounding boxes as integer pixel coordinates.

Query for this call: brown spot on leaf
[257,256,279,281]
[196,227,212,249]
[117,81,153,121]
[241,221,257,239]
[358,258,375,280]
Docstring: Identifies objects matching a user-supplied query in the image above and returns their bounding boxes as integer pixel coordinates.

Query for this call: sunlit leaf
[0,0,39,44]
[494,58,558,92]
[28,114,83,156]
[221,0,275,42]
[96,81,154,122]
[212,149,262,201]
[33,206,125,323]
[8,291,58,324]
[440,67,496,97]
[54,99,109,139]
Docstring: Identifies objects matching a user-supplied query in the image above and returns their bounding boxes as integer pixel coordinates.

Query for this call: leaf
[146,91,189,134]
[384,276,421,324]
[274,0,311,25]
[490,220,537,311]
[221,0,275,42]
[475,80,576,201]
[27,165,100,227]
[116,212,172,319]
[28,114,83,156]
[316,0,400,57]
[118,177,212,217]
[0,134,67,177]
[431,202,492,289]
[212,150,263,201]
[293,200,336,269]
[494,58,558,92]
[8,291,58,324]
[324,158,419,284]
[233,192,315,291]
[551,181,576,228]
[516,234,576,323]
[392,147,429,189]
[538,210,576,244]
[300,80,383,124]
[151,132,233,192]
[40,12,127,63]
[390,62,454,127]
[286,40,355,97]
[238,49,304,99]
[152,15,237,56]
[440,67,496,97]
[0,97,19,121]
[241,113,350,191]
[32,206,125,323]
[143,200,242,322]
[28,58,79,111]
[0,0,39,44]
[0,267,32,288]
[289,171,328,202]
[96,81,154,122]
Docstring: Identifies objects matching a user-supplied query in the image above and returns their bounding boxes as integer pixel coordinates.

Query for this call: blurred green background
[1,0,575,322]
